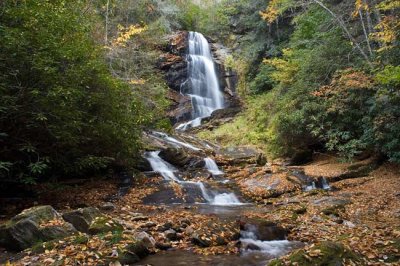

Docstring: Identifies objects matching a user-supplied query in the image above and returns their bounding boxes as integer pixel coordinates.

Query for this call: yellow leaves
[352,0,369,17]
[370,15,400,51]
[260,0,294,24]
[376,0,400,11]
[129,79,146,85]
[112,24,147,47]
[263,49,298,85]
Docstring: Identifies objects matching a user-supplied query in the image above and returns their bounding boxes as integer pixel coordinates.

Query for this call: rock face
[0,205,76,251]
[217,146,264,165]
[158,147,204,170]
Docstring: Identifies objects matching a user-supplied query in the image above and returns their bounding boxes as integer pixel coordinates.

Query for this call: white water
[321,177,331,190]
[144,151,242,205]
[304,181,317,191]
[151,131,201,151]
[176,32,224,130]
[240,225,298,258]
[204,157,224,175]
[211,193,242,206]
[144,151,180,182]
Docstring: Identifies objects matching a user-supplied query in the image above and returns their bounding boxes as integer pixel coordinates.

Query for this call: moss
[88,217,123,235]
[72,234,89,245]
[31,240,56,254]
[385,239,400,262]
[268,241,362,266]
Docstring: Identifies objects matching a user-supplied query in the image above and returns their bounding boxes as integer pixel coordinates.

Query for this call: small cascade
[144,151,180,182]
[204,157,224,175]
[304,181,317,192]
[240,225,302,259]
[211,193,242,206]
[321,177,331,190]
[176,32,224,130]
[144,150,242,206]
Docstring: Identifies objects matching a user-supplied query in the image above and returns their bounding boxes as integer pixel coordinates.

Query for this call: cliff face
[158,31,241,126]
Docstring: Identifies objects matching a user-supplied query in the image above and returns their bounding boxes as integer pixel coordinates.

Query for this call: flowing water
[204,157,224,175]
[144,150,241,206]
[141,31,303,265]
[176,32,224,130]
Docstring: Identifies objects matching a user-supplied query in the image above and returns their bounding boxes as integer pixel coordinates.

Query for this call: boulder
[62,207,102,233]
[0,205,76,251]
[134,231,156,249]
[99,203,116,212]
[240,219,287,241]
[159,147,190,167]
[164,229,178,241]
[217,146,262,165]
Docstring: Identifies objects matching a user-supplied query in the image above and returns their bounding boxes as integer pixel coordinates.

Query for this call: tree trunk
[310,0,373,68]
[105,0,110,45]
[359,9,373,57]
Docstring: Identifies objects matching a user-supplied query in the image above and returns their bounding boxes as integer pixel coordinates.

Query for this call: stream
[138,32,304,265]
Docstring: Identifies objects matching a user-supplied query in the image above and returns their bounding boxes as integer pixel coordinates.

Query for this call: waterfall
[176,32,224,130]
[204,157,224,175]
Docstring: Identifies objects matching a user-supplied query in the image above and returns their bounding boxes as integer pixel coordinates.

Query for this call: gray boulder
[62,207,102,233]
[0,205,76,251]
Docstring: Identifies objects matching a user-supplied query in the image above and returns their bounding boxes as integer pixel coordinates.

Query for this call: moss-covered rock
[88,216,123,235]
[62,207,102,233]
[0,205,76,251]
[268,241,362,266]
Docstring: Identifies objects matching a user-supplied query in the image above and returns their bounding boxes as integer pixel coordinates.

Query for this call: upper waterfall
[176,32,224,130]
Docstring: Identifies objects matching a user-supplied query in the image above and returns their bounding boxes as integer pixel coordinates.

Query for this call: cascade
[144,147,241,205]
[176,32,224,130]
[204,157,224,175]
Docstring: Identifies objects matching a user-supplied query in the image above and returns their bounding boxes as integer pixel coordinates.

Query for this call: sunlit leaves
[112,24,147,47]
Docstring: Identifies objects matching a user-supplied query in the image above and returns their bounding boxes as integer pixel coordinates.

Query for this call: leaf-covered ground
[1,155,399,265]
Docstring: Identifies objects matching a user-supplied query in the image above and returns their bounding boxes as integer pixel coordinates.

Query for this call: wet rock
[240,220,287,241]
[99,202,115,212]
[118,240,150,264]
[242,242,261,251]
[0,206,76,251]
[142,222,157,228]
[134,232,156,249]
[192,233,211,247]
[131,216,149,222]
[135,156,152,172]
[62,207,102,233]
[159,148,190,167]
[88,216,123,235]
[164,229,178,241]
[155,241,172,250]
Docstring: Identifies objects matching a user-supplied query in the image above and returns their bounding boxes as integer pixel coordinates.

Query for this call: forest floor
[1,153,399,265]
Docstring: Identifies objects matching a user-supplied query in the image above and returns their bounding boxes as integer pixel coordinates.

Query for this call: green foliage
[0,0,148,184]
